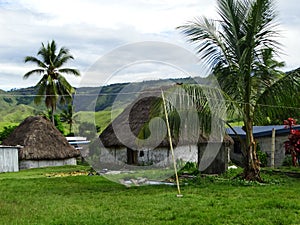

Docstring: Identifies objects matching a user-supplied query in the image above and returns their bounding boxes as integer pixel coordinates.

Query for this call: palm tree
[60,104,75,135]
[24,40,80,124]
[178,0,300,181]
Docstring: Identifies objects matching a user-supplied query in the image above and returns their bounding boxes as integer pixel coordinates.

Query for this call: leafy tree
[178,0,300,181]
[43,110,65,134]
[23,40,80,124]
[0,125,17,143]
[60,104,75,135]
[54,114,65,134]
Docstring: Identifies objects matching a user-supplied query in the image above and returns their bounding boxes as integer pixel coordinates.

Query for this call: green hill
[0,76,201,132]
[0,104,39,123]
[1,68,299,132]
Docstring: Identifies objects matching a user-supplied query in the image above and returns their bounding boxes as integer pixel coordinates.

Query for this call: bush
[282,155,294,167]
[0,125,17,143]
[257,144,267,167]
[178,161,199,175]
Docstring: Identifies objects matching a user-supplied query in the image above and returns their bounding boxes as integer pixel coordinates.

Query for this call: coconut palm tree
[60,104,75,135]
[178,0,300,181]
[24,40,80,124]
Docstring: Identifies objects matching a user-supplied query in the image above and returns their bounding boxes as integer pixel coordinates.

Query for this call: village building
[2,116,80,169]
[226,125,300,167]
[99,88,232,174]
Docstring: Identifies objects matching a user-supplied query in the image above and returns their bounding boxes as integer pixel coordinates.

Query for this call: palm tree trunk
[69,122,72,134]
[51,107,55,125]
[243,66,262,182]
[243,117,262,182]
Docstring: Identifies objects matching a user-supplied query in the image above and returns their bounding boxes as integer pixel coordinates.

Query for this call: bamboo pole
[161,90,182,197]
[271,128,275,168]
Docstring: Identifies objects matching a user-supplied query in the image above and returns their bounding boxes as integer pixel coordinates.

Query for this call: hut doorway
[127,148,138,165]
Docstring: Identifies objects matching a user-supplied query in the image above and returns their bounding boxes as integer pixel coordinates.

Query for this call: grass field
[0,165,299,225]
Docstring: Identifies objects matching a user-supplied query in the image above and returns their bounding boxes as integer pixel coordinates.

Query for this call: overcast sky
[0,0,299,90]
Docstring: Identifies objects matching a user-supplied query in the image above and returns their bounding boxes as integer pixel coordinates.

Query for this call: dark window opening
[233,139,242,154]
[127,148,138,165]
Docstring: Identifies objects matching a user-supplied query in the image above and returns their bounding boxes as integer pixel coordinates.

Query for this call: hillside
[0,76,203,131]
[1,67,299,130]
[3,76,201,113]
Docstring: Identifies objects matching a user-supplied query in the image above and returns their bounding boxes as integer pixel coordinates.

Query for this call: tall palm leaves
[24,40,80,124]
[60,104,75,135]
[178,0,299,180]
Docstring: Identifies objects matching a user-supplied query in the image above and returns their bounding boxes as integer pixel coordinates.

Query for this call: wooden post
[161,90,182,197]
[271,128,275,168]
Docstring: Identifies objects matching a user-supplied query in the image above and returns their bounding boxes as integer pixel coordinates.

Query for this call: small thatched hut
[99,87,232,174]
[3,116,80,169]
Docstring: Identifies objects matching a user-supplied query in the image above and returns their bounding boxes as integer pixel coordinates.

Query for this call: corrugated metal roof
[226,125,300,138]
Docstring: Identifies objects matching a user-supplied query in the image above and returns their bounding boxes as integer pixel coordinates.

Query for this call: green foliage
[178,161,199,175]
[256,144,268,167]
[23,40,80,122]
[0,125,17,142]
[3,97,13,104]
[78,122,97,139]
[1,165,299,224]
[74,109,123,134]
[177,0,294,181]
[60,104,75,135]
[54,114,65,134]
[43,111,65,134]
[1,104,40,123]
[282,155,294,167]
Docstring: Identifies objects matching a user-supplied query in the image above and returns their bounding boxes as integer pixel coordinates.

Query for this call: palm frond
[37,42,50,65]
[254,68,300,124]
[218,0,248,61]
[54,55,74,68]
[177,17,228,70]
[55,47,70,61]
[23,69,45,79]
[24,56,47,68]
[58,68,80,76]
[246,0,280,53]
[56,75,74,105]
[251,48,285,101]
[34,75,48,105]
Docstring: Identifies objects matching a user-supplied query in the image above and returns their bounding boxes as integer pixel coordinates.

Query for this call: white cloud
[0,0,299,90]
[15,0,217,32]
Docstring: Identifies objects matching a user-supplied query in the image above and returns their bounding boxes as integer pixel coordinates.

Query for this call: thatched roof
[99,87,232,149]
[100,95,170,148]
[3,116,80,160]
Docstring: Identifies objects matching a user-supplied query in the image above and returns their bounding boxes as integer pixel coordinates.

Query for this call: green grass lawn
[0,165,299,225]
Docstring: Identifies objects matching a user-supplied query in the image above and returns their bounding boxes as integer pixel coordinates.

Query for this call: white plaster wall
[257,135,287,167]
[174,145,198,162]
[101,147,127,164]
[19,158,77,170]
[0,147,19,172]
[138,147,170,166]
[136,145,197,166]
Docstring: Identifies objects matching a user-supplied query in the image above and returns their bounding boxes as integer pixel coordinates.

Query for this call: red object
[284,118,300,166]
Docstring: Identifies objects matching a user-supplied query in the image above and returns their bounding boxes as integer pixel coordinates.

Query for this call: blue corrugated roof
[226,125,300,138]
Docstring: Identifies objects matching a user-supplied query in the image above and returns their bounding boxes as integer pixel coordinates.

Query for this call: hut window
[233,139,242,154]
[139,150,144,157]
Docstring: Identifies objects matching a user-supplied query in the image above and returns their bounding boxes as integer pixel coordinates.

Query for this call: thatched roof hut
[99,87,232,148]
[98,86,232,174]
[100,95,172,148]
[3,116,80,161]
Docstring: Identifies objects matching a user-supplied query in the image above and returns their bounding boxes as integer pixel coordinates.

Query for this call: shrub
[0,125,17,143]
[256,146,267,167]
